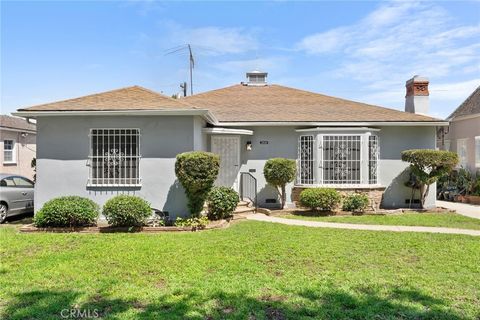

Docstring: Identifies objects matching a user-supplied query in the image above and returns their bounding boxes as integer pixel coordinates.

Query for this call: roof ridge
[185,84,243,99]
[19,86,144,110]
[268,84,439,120]
[131,86,198,109]
[446,85,480,120]
[18,85,197,111]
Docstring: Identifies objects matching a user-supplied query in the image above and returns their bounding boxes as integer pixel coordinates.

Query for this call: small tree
[263,158,296,209]
[175,151,220,216]
[401,149,458,208]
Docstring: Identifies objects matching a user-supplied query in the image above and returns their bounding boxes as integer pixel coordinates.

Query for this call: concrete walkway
[437,200,480,219]
[246,214,480,236]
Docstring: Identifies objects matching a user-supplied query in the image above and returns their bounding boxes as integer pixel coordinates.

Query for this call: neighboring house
[438,86,480,173]
[14,73,446,215]
[0,115,36,178]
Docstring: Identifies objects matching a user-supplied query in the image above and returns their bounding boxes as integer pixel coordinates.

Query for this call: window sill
[87,184,142,188]
[295,184,384,190]
[3,162,17,165]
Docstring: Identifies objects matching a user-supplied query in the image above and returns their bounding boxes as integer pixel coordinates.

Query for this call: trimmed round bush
[102,195,151,227]
[34,196,99,227]
[207,186,239,220]
[342,193,370,213]
[299,188,340,212]
[263,158,296,209]
[175,151,220,216]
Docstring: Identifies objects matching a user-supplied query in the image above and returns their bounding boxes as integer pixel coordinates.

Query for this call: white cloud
[162,22,259,56]
[297,1,480,83]
[296,28,350,54]
[430,78,480,101]
[213,57,289,74]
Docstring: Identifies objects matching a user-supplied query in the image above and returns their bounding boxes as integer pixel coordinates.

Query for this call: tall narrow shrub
[401,149,458,208]
[263,158,296,209]
[175,151,220,216]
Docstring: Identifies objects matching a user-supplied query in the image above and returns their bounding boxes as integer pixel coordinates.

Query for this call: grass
[1,221,479,319]
[279,211,480,230]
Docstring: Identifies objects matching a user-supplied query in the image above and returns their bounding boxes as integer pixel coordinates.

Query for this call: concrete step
[234,206,256,214]
[237,200,251,207]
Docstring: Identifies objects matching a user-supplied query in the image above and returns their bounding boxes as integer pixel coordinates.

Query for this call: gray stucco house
[14,72,447,216]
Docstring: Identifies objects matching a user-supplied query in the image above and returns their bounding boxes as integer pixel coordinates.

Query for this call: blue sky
[1,1,479,118]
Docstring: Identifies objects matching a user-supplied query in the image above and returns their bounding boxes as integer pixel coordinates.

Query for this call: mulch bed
[19,219,231,233]
[267,206,456,217]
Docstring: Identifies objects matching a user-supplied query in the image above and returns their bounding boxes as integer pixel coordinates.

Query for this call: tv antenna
[165,44,195,95]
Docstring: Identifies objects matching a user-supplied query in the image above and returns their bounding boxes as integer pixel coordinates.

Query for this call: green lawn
[280,212,480,230]
[1,221,479,319]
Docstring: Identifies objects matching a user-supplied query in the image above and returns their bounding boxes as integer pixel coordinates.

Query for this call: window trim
[475,136,480,168]
[456,138,468,169]
[87,128,142,187]
[3,139,16,164]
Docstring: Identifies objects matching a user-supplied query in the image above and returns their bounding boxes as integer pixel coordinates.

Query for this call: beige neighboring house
[0,115,36,178]
[439,86,480,173]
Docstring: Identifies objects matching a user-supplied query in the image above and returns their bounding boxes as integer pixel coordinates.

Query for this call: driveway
[437,200,480,219]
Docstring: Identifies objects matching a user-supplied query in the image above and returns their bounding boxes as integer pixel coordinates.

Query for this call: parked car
[0,174,34,223]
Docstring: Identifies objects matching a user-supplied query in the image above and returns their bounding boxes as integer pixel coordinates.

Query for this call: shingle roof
[447,86,480,120]
[184,84,439,122]
[0,115,36,132]
[18,86,197,111]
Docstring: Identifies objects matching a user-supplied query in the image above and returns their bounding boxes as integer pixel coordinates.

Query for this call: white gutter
[203,127,253,135]
[12,109,210,117]
[12,109,219,124]
[296,127,381,132]
[217,121,449,127]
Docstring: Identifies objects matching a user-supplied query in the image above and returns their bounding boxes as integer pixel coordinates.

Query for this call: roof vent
[246,70,268,86]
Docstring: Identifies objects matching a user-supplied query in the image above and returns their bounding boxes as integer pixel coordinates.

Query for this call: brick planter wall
[292,186,386,211]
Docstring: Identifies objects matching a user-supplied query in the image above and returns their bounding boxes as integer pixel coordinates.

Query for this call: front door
[211,135,241,189]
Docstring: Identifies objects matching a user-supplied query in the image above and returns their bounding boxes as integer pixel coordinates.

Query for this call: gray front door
[211,135,241,189]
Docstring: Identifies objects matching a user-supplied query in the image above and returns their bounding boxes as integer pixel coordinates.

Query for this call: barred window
[298,135,315,184]
[323,135,361,184]
[89,129,141,186]
[297,132,379,186]
[368,135,379,184]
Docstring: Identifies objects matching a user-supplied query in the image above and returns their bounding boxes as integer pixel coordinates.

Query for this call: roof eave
[13,109,211,117]
[216,121,449,127]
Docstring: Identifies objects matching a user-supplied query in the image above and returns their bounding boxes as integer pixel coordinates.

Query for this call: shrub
[457,167,474,195]
[34,196,99,227]
[263,158,296,209]
[402,149,458,208]
[207,186,239,220]
[175,151,220,216]
[299,188,341,212]
[102,195,151,227]
[342,194,370,213]
[174,216,209,230]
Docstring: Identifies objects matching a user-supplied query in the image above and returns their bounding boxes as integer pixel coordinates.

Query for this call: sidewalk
[246,214,480,236]
[437,200,480,219]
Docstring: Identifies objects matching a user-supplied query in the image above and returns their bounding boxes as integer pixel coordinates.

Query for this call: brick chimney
[405,75,429,115]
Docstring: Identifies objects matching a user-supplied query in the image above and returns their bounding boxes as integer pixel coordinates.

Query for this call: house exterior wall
[441,116,480,173]
[235,126,437,209]
[35,115,204,217]
[0,129,36,179]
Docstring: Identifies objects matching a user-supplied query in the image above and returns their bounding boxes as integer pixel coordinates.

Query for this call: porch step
[234,206,256,214]
[237,200,250,207]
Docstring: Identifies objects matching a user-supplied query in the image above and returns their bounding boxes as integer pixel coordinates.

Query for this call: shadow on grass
[1,286,465,320]
[4,212,34,225]
[288,210,337,217]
